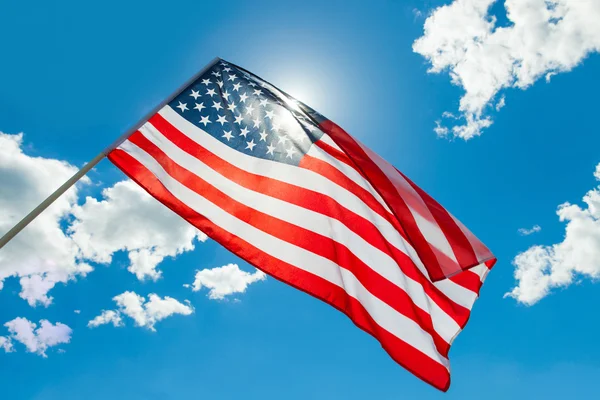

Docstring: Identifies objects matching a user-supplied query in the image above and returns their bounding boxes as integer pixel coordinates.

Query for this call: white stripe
[437,263,490,311]
[357,140,460,269]
[118,139,450,369]
[433,279,478,309]
[159,107,413,259]
[318,133,343,151]
[159,106,479,308]
[471,263,490,283]
[138,122,460,344]
[307,144,393,214]
[310,137,482,306]
[450,214,493,265]
[317,129,486,304]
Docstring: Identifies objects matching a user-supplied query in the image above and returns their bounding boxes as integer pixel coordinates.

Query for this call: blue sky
[1,0,600,398]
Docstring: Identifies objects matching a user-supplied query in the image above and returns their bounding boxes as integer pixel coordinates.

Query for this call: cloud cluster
[0,132,206,306]
[88,291,193,331]
[518,225,542,236]
[413,0,600,139]
[506,163,600,305]
[189,263,266,300]
[87,310,123,328]
[69,180,207,281]
[0,335,13,353]
[0,132,92,306]
[1,317,71,356]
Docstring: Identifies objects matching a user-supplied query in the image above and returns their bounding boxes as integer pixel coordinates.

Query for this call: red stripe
[126,130,451,357]
[318,120,449,282]
[398,169,480,274]
[303,151,482,297]
[300,154,409,239]
[149,113,472,326]
[449,270,482,294]
[108,147,452,391]
[314,139,364,176]
[453,216,496,266]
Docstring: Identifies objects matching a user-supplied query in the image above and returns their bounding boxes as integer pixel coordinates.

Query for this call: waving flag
[108,58,496,391]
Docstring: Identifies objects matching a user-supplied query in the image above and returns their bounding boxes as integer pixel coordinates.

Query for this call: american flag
[108,58,496,391]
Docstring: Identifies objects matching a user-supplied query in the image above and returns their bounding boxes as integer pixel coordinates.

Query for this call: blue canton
[168,60,326,167]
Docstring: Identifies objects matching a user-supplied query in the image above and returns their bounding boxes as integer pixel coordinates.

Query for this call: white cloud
[495,95,506,111]
[0,336,13,353]
[69,180,207,281]
[0,132,207,306]
[190,263,266,300]
[3,317,72,357]
[73,310,81,314]
[545,71,557,82]
[518,224,542,236]
[88,291,193,331]
[413,0,600,139]
[434,120,449,136]
[0,132,92,307]
[506,163,600,305]
[87,310,123,328]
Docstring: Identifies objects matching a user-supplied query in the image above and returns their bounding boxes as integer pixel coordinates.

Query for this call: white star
[194,102,205,111]
[201,78,211,86]
[259,130,268,141]
[252,117,261,128]
[176,101,188,112]
[227,102,237,112]
[206,88,217,97]
[245,105,255,116]
[266,142,276,155]
[233,83,242,91]
[265,110,275,119]
[259,98,269,107]
[199,116,211,126]
[285,147,296,159]
[234,114,244,125]
[239,127,250,137]
[305,124,316,132]
[248,81,257,87]
[228,74,238,81]
[190,90,201,100]
[211,70,220,77]
[217,80,224,88]
[239,93,249,103]
[277,135,288,145]
[220,61,228,66]
[216,114,228,125]
[222,130,234,141]
[253,89,263,96]
[222,90,231,101]
[245,139,256,151]
[223,67,232,72]
[212,101,223,111]
[271,122,281,132]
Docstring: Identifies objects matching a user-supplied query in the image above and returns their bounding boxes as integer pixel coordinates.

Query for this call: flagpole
[0,57,221,251]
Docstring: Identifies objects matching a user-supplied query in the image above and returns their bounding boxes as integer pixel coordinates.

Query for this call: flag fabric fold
[108,58,496,391]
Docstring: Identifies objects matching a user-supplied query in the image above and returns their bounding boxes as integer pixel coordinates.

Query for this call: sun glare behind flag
[107,58,496,391]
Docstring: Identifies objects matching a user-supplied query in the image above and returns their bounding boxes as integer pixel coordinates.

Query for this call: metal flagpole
[0,57,221,251]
